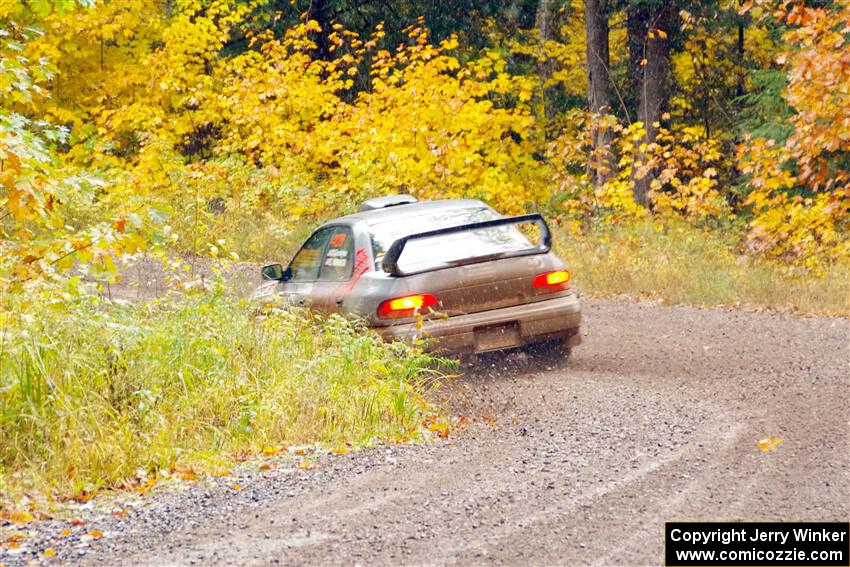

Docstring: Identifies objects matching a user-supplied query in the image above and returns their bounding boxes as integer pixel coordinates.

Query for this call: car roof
[328,199,491,227]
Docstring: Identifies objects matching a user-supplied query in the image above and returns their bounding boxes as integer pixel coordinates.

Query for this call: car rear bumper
[372,293,581,353]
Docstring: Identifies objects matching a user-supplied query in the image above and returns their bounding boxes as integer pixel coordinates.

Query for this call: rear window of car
[369,206,536,273]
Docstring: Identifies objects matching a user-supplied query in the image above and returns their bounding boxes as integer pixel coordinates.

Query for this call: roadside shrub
[556,219,850,316]
[0,288,438,505]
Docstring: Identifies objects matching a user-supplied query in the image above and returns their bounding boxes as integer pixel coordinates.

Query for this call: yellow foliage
[738,136,850,273]
[650,126,731,219]
[2,0,848,282]
[548,115,727,223]
[61,14,549,222]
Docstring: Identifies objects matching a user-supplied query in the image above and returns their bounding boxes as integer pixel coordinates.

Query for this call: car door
[311,225,356,313]
[280,226,335,307]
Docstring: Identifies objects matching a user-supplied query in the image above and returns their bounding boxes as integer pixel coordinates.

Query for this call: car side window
[319,227,354,282]
[289,227,334,281]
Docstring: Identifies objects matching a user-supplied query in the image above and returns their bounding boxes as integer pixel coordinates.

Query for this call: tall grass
[0,291,437,505]
[556,220,850,316]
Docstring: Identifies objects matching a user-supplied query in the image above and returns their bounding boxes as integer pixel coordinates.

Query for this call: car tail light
[533,270,570,291]
[377,293,438,319]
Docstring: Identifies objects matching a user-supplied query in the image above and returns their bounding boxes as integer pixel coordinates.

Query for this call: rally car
[253,196,581,355]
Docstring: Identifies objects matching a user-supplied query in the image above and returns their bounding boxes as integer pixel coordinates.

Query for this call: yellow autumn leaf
[757,436,783,452]
[428,421,449,438]
[43,548,57,557]
[9,511,34,525]
[177,469,199,481]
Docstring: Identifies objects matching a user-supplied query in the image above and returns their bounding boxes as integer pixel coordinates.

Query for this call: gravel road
[4,299,848,566]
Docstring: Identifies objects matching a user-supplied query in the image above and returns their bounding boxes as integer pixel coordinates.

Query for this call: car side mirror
[261,263,287,281]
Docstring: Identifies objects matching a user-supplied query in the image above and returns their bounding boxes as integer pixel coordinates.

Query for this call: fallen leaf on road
[43,548,56,557]
[73,491,92,503]
[299,458,316,469]
[177,469,199,481]
[88,530,103,539]
[428,421,449,438]
[259,463,272,471]
[332,447,349,455]
[59,529,71,537]
[230,483,242,491]
[70,519,86,526]
[8,511,33,525]
[757,436,783,452]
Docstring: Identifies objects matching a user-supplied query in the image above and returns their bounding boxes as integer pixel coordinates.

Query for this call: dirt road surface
[7,299,849,566]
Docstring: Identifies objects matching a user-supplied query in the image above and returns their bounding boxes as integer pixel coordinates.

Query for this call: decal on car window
[326,248,349,258]
[330,232,348,248]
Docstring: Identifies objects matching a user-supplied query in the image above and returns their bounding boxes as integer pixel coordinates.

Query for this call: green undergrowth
[556,220,849,317]
[0,289,441,508]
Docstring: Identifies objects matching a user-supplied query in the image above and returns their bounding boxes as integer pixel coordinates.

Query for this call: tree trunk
[585,0,612,186]
[628,1,674,207]
[536,0,562,120]
[626,2,650,121]
[306,0,334,60]
[736,17,746,97]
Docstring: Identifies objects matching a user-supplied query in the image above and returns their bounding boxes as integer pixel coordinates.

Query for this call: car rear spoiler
[381,213,552,276]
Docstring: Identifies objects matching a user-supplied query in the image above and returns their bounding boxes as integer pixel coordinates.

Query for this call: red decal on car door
[334,248,371,297]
